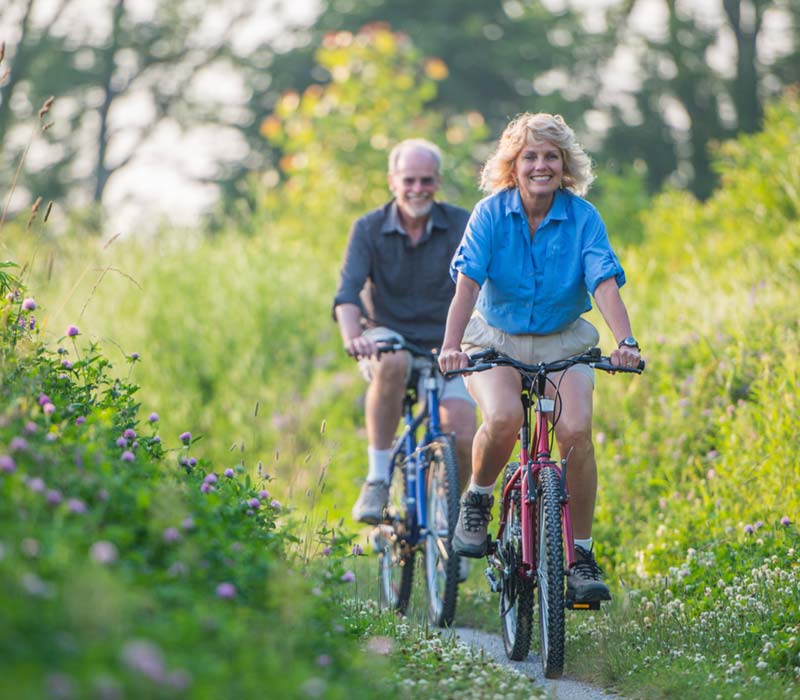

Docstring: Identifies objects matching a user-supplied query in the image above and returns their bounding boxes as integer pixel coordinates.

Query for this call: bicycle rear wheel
[378,451,415,614]
[423,436,460,628]
[499,462,534,660]
[536,466,566,678]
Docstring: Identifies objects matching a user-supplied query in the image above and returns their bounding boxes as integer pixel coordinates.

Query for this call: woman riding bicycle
[438,112,642,604]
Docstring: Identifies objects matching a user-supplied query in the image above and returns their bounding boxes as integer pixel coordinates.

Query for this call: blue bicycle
[371,338,462,627]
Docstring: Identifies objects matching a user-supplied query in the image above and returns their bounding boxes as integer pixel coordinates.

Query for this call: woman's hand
[609,345,641,370]
[438,346,469,373]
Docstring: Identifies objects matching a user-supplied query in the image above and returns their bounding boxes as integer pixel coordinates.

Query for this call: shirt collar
[503,187,569,226]
[381,200,442,237]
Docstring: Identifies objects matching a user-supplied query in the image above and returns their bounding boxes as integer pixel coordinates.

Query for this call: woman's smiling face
[514,140,564,200]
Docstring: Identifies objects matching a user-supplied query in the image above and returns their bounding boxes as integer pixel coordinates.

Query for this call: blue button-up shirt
[451,188,625,335]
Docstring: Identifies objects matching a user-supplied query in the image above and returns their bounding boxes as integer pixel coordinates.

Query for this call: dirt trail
[454,627,623,700]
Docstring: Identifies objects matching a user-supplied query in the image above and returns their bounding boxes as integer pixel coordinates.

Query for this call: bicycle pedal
[565,600,601,611]
[486,536,496,555]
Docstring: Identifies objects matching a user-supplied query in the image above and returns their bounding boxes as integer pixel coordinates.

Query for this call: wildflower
[116,437,128,448]
[123,428,136,440]
[29,316,36,330]
[38,393,51,406]
[148,412,159,423]
[121,640,165,683]
[61,359,72,369]
[43,402,56,416]
[200,482,215,494]
[754,520,764,530]
[179,431,192,444]
[90,540,118,564]
[258,489,270,499]
[46,490,62,505]
[75,416,86,426]
[27,477,45,492]
[181,516,195,530]
[188,457,197,467]
[67,498,87,514]
[216,582,236,599]
[352,544,363,556]
[744,524,755,535]
[10,437,27,451]
[121,451,135,462]
[270,499,282,511]
[24,421,37,434]
[224,468,235,478]
[151,435,161,443]
[781,516,792,526]
[247,497,261,509]
[322,546,332,556]
[66,325,79,337]
[163,527,181,543]
[0,455,15,473]
[340,571,356,583]
[204,473,218,484]
[130,352,140,361]
[316,654,332,667]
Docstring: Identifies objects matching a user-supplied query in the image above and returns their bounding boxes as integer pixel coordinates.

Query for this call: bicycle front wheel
[499,462,534,660]
[424,436,461,628]
[378,451,414,614]
[536,466,566,678]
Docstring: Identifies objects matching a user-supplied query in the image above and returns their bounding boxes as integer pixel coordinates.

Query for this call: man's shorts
[358,327,475,406]
[461,313,599,385]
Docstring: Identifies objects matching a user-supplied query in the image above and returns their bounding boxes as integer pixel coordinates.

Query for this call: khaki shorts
[461,313,599,384]
[358,327,475,405]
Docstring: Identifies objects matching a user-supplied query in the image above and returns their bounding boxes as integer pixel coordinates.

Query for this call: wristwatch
[617,336,640,351]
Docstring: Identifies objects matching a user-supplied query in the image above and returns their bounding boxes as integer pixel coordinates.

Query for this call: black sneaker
[566,544,612,603]
[452,491,493,558]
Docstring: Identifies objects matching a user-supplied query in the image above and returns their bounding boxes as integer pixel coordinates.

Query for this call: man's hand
[438,346,469,373]
[345,334,380,360]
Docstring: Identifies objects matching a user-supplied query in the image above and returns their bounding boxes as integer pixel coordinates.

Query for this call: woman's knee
[482,404,523,440]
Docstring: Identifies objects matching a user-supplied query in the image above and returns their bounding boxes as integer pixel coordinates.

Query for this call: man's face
[388,149,440,221]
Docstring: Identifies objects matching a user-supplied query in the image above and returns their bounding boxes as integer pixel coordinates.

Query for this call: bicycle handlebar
[443,347,645,378]
[375,338,437,361]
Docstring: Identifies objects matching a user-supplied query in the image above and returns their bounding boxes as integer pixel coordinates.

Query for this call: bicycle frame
[387,359,445,547]
[495,370,577,575]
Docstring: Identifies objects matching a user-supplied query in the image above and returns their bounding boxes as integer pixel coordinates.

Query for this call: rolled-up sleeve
[450,203,492,286]
[582,215,626,294]
[332,219,371,317]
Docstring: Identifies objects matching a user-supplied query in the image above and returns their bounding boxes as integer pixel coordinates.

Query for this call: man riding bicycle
[333,138,477,525]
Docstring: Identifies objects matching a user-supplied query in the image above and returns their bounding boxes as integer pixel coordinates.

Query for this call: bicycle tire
[499,462,534,660]
[423,436,461,627]
[378,451,415,614]
[536,465,566,678]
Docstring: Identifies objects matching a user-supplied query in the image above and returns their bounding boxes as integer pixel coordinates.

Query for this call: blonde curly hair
[479,112,594,196]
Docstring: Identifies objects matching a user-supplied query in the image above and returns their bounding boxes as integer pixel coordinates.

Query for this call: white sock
[367,447,392,484]
[468,480,495,496]
[574,537,593,551]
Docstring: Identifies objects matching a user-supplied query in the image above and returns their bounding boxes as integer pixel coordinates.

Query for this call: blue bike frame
[388,362,444,547]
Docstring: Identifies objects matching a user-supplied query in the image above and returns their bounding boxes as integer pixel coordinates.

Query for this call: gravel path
[454,627,624,700]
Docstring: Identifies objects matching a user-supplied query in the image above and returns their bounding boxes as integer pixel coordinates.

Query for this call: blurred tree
[0,0,284,228]
[256,0,798,200]
[601,0,798,198]
[246,24,489,246]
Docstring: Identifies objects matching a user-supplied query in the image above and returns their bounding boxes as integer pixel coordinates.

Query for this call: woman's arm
[593,277,641,367]
[438,273,480,372]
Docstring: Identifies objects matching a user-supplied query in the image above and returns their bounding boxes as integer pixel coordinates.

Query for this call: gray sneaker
[566,544,612,603]
[352,481,389,524]
[452,491,494,558]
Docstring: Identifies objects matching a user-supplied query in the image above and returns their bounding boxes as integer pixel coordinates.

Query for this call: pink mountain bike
[448,346,644,678]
